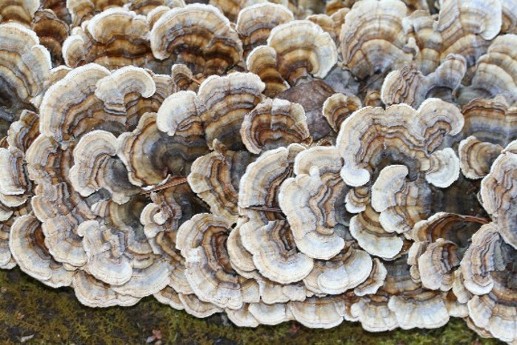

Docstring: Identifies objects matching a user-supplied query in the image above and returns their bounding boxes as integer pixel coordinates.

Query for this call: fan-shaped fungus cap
[409,212,485,291]
[118,112,207,187]
[9,214,75,288]
[77,220,133,286]
[69,130,139,204]
[381,54,467,108]
[0,0,39,26]
[458,97,517,148]
[290,295,347,328]
[39,63,110,144]
[436,0,502,65]
[388,290,450,329]
[72,271,141,308]
[150,4,243,75]
[354,258,387,296]
[31,9,69,66]
[371,165,433,234]
[303,248,372,295]
[239,219,314,285]
[459,136,503,179]
[29,182,93,267]
[225,304,261,327]
[336,99,463,188]
[247,20,337,89]
[279,146,348,260]
[153,286,185,310]
[0,23,51,135]
[349,206,404,260]
[480,141,517,248]
[458,34,517,105]
[63,8,162,71]
[460,223,517,343]
[461,223,510,295]
[351,294,398,332]
[248,302,294,325]
[236,3,294,56]
[178,293,223,318]
[157,73,265,151]
[196,73,264,150]
[322,93,362,132]
[340,0,413,79]
[241,98,311,154]
[176,213,259,309]
[238,143,305,223]
[187,143,251,223]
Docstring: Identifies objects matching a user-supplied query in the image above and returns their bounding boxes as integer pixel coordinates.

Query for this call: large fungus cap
[322,92,362,132]
[460,223,517,343]
[31,9,70,66]
[303,247,372,295]
[0,23,51,136]
[340,0,413,79]
[458,34,517,105]
[336,99,463,188]
[157,72,265,151]
[279,146,348,260]
[290,296,347,329]
[381,54,467,108]
[436,0,502,65]
[9,214,75,288]
[247,20,337,92]
[0,0,39,26]
[150,4,243,75]
[187,142,252,223]
[458,136,503,179]
[480,141,517,248]
[176,213,258,310]
[236,3,294,56]
[239,219,314,285]
[69,130,139,204]
[63,8,159,71]
[241,98,311,154]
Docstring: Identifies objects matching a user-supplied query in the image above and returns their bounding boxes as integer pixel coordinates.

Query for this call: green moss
[0,268,503,344]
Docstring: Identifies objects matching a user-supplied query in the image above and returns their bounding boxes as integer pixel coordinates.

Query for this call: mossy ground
[0,268,503,345]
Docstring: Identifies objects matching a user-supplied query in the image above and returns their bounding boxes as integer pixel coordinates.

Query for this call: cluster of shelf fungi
[0,0,515,343]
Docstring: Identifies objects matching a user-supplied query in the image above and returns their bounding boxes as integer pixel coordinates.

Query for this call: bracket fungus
[63,8,163,71]
[150,4,243,75]
[247,20,337,96]
[236,3,294,57]
[0,0,515,340]
[340,0,414,80]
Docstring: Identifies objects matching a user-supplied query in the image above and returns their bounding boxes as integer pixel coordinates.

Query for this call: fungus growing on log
[0,1,515,341]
